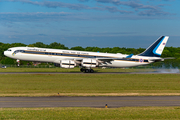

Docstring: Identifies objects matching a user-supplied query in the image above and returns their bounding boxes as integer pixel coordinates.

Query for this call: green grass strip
[1,107,180,120]
[0,74,180,96]
[0,67,147,73]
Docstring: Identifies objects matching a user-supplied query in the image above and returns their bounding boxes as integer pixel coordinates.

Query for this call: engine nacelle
[81,59,98,68]
[60,60,76,68]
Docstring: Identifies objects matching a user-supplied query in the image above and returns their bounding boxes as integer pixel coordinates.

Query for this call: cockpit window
[7,49,12,51]
[13,50,25,54]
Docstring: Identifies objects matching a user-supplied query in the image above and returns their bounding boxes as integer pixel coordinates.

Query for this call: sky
[0,0,180,48]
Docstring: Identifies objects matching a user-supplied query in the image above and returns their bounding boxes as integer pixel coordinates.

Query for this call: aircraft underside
[57,59,149,73]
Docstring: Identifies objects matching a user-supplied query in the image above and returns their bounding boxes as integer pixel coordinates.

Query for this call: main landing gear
[80,68,94,73]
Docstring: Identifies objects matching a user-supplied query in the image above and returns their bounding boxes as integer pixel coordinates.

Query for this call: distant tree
[1,57,15,64]
[28,44,35,47]
[85,47,102,52]
[32,42,47,48]
[71,46,85,51]
[92,47,101,52]
[48,42,68,49]
[137,48,145,54]
[110,47,121,53]
[161,49,171,57]
[101,47,112,53]
[85,47,95,52]
[11,43,27,47]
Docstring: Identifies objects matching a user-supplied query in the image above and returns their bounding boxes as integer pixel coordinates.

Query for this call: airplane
[4,36,169,73]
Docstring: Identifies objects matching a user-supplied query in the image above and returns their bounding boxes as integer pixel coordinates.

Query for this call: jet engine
[60,60,76,68]
[81,59,98,68]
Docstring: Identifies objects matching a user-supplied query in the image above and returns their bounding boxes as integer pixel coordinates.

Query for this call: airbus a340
[4,36,169,73]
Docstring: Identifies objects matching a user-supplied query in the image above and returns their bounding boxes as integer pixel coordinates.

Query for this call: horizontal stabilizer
[163,57,176,60]
[149,57,175,62]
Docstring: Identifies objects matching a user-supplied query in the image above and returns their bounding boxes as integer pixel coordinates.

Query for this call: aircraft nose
[4,51,10,57]
[4,51,7,56]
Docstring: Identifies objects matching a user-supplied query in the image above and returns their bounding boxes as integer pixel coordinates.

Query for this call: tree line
[0,42,180,68]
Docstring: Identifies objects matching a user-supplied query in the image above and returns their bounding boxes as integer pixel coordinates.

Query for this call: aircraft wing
[96,57,124,62]
[73,57,124,64]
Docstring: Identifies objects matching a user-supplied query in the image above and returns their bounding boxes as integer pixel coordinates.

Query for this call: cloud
[0,12,75,22]
[98,0,151,10]
[95,0,173,16]
[2,0,90,10]
[150,0,175,1]
[38,34,47,36]
[25,0,173,16]
[2,0,134,14]
[104,6,133,14]
[81,31,137,36]
[61,29,71,31]
[138,9,173,16]
[96,0,156,9]
[0,0,174,23]
[0,11,175,24]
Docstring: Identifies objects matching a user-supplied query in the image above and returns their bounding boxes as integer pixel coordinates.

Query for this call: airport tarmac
[1,96,180,108]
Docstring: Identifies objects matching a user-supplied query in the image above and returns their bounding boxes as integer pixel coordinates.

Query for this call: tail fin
[138,36,169,57]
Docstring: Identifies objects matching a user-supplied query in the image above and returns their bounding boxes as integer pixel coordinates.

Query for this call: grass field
[1,68,180,119]
[0,67,152,73]
[1,107,180,120]
[0,72,180,96]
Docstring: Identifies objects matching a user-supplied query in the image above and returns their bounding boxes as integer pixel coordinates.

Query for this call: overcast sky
[0,0,180,48]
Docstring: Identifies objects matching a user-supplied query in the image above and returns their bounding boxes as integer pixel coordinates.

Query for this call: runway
[1,96,180,108]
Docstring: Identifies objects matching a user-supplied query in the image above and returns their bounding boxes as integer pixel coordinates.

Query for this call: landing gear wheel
[85,69,90,73]
[80,68,84,72]
[90,69,94,73]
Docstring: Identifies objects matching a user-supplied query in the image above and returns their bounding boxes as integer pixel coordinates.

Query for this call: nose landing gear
[16,59,20,67]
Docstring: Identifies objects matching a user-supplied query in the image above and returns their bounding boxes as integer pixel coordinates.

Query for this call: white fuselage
[4,47,158,68]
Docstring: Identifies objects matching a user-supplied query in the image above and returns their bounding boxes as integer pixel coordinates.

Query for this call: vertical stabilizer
[139,36,169,57]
